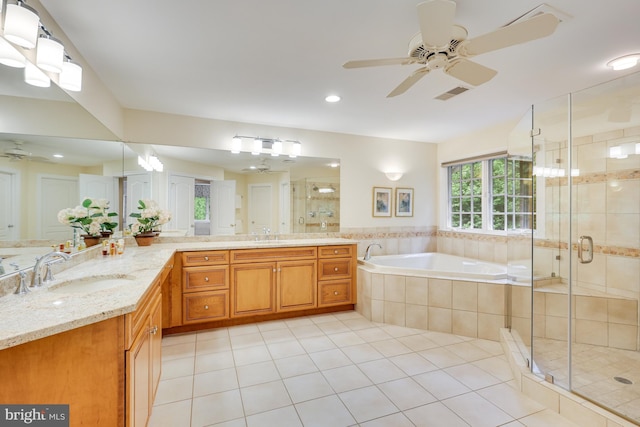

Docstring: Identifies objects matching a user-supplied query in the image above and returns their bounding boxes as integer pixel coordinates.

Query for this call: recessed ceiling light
[607,54,640,71]
[325,95,341,103]
[53,154,63,158]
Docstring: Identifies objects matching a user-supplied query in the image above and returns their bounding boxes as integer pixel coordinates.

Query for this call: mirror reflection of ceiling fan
[343,0,560,97]
[241,157,285,174]
[0,141,51,162]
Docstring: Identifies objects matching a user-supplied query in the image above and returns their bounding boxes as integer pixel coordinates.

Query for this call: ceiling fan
[0,141,50,162]
[241,158,283,174]
[343,0,560,97]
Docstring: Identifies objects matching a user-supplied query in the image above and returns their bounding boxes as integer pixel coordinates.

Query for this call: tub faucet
[32,251,71,287]
[363,243,382,261]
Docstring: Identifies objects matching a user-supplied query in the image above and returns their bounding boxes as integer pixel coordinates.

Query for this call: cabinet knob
[149,325,158,335]
[273,268,277,273]
[204,276,209,282]
[204,256,209,261]
[334,291,339,295]
[334,250,338,254]
[334,267,339,272]
[204,305,209,310]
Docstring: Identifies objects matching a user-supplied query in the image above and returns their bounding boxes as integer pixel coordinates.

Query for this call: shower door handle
[578,235,593,264]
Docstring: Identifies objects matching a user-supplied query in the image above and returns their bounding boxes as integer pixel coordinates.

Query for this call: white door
[248,184,272,234]
[212,180,236,235]
[125,173,151,229]
[79,173,120,214]
[168,174,195,235]
[0,170,18,240]
[279,181,290,234]
[39,175,79,241]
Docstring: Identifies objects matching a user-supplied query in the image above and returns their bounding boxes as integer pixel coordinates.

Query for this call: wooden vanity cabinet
[229,247,317,317]
[317,245,356,307]
[181,250,230,324]
[125,278,162,427]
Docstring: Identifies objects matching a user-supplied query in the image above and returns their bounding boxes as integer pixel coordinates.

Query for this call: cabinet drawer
[230,246,317,263]
[183,291,229,324]
[183,266,229,292]
[317,258,352,280]
[318,245,354,258]
[318,280,352,306]
[182,250,229,266]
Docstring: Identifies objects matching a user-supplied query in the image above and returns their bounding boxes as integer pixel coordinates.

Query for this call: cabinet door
[126,325,150,427]
[231,262,276,317]
[278,260,317,311]
[150,296,162,404]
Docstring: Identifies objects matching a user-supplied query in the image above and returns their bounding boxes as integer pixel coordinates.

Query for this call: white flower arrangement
[129,199,172,235]
[57,198,118,236]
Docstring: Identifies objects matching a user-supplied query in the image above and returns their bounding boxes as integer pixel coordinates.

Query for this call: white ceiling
[39,0,640,144]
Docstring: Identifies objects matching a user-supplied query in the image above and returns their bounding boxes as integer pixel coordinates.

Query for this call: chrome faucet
[363,243,382,261]
[262,227,271,241]
[32,251,71,287]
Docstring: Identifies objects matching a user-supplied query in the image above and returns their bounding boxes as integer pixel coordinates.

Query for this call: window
[447,157,534,231]
[194,182,210,221]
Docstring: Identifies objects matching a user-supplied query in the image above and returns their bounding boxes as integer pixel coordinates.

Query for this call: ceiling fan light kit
[343,0,560,97]
[0,0,83,91]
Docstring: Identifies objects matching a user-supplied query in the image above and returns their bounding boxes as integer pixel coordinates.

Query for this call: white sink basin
[49,274,137,294]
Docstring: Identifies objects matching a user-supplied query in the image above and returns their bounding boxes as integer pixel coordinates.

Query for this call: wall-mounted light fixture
[0,1,83,91]
[24,61,49,87]
[230,135,302,158]
[138,154,163,172]
[384,172,403,181]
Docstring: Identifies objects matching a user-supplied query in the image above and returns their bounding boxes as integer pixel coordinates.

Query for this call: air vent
[435,86,469,100]
[505,3,572,26]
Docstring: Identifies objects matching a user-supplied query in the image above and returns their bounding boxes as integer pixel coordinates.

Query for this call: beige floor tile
[230,332,264,349]
[194,350,235,374]
[404,401,469,427]
[359,412,415,427]
[326,330,366,347]
[295,395,356,427]
[316,320,352,334]
[260,328,295,344]
[255,319,288,332]
[389,352,439,376]
[162,341,196,361]
[307,313,339,324]
[154,375,194,405]
[442,392,513,427]
[445,341,492,362]
[339,385,399,423]
[227,324,260,336]
[519,408,581,426]
[358,358,407,384]
[396,334,439,351]
[245,405,302,427]
[308,348,352,370]
[370,338,413,357]
[377,377,437,411]
[341,342,385,364]
[193,367,238,397]
[161,333,196,347]
[236,360,280,387]
[191,389,244,427]
[266,339,306,359]
[196,327,229,341]
[289,324,324,338]
[413,370,470,400]
[240,380,292,416]
[354,327,394,343]
[472,355,514,382]
[297,335,337,353]
[160,356,194,380]
[283,372,334,403]
[418,347,466,368]
[443,363,502,390]
[273,354,318,378]
[477,382,546,419]
[148,399,192,427]
[195,336,231,355]
[232,344,271,366]
[322,364,373,393]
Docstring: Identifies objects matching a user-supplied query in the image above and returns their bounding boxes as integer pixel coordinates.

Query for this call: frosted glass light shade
[289,141,301,158]
[271,140,282,156]
[59,60,82,91]
[0,37,27,68]
[252,139,262,155]
[4,3,40,49]
[231,137,241,153]
[36,36,64,73]
[24,61,50,87]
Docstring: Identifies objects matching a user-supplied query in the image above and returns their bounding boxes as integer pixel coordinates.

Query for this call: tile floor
[149,311,581,427]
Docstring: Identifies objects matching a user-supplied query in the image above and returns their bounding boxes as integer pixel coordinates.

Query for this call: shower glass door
[569,71,640,423]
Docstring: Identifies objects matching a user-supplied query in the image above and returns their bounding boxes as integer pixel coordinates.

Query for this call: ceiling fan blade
[417,0,456,50]
[462,13,559,56]
[444,59,497,86]
[343,57,415,69]
[387,67,430,98]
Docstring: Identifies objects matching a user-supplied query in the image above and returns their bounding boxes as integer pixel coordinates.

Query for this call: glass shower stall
[508,70,640,423]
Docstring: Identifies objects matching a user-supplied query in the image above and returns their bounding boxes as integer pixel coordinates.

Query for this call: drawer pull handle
[149,325,158,335]
[334,267,339,272]
[205,277,209,282]
[204,256,209,261]
[204,305,209,310]
[334,291,339,295]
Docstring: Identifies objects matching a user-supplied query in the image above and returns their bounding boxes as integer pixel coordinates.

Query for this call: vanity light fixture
[607,54,640,71]
[35,34,64,73]
[230,135,302,157]
[24,60,49,87]
[0,36,26,67]
[59,57,82,91]
[385,172,403,181]
[3,0,40,49]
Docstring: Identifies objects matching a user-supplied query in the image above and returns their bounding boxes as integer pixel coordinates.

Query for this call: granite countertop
[0,238,357,350]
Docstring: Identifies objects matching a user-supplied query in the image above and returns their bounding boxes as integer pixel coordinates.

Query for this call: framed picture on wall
[372,187,392,217]
[395,187,414,217]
